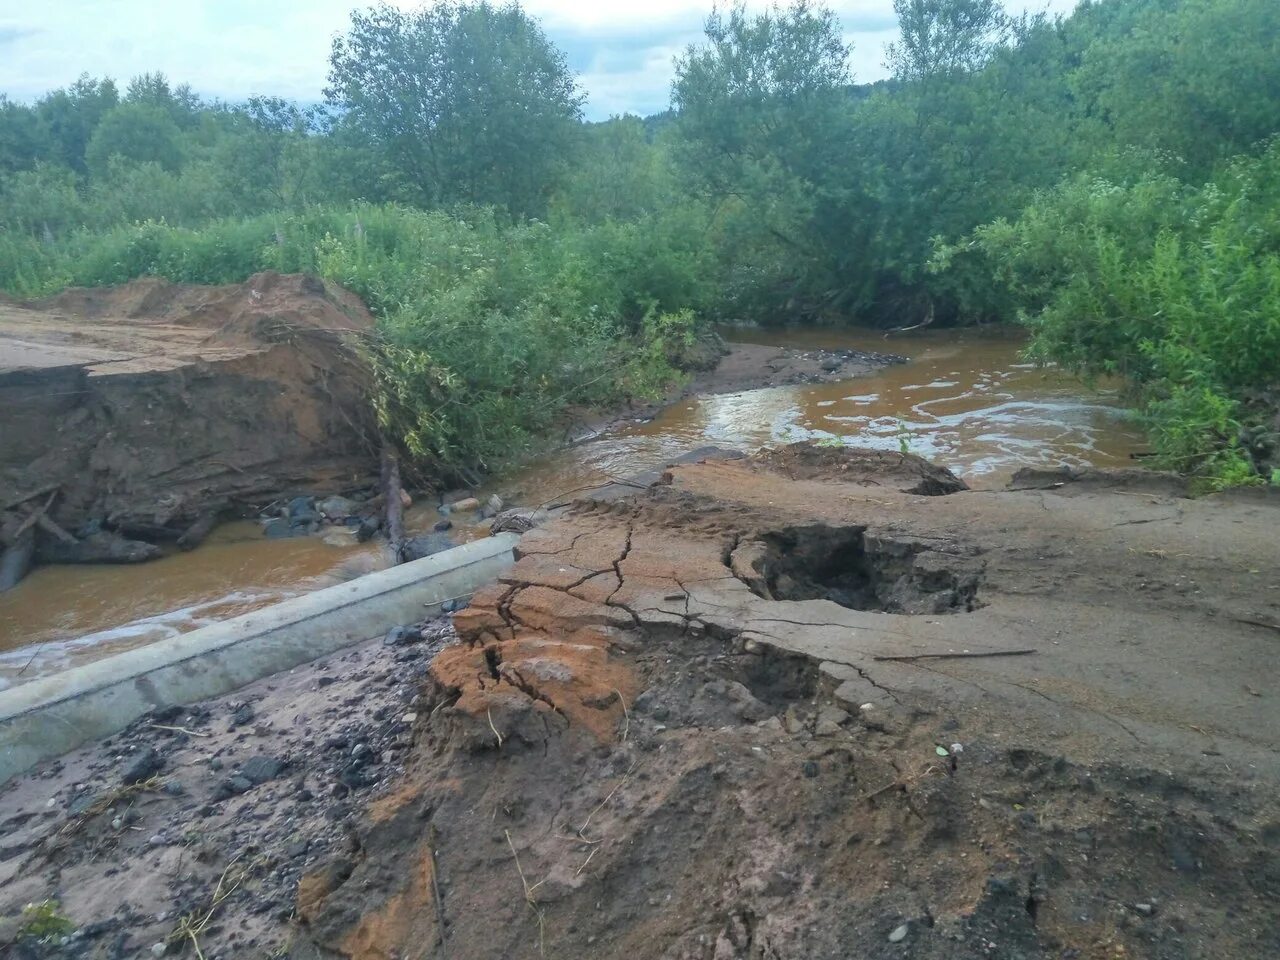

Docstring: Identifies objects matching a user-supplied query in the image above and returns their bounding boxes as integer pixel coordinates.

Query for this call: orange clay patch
[337,845,438,960]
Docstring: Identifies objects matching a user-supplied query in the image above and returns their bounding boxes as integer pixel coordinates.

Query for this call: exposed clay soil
[0,273,379,564]
[3,444,1278,959]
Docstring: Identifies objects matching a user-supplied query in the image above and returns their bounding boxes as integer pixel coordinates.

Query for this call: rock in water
[490,508,549,535]
[229,702,254,727]
[318,496,358,520]
[40,532,163,565]
[383,625,423,647]
[288,496,316,519]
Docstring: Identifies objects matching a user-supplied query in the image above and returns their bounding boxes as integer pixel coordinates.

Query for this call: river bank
[0,330,915,684]
[1,320,1145,688]
[2,443,1277,959]
[0,272,381,592]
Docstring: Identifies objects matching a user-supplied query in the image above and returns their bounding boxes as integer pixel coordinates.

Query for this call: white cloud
[0,0,1085,118]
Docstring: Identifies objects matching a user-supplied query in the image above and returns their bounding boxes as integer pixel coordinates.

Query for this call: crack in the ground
[503,666,571,725]
[910,661,1145,745]
[483,645,502,682]
[603,511,641,627]
[492,582,522,637]
[721,532,743,568]
[743,616,928,645]
[516,523,613,559]
[559,567,616,594]
[673,577,692,624]
[1112,511,1182,527]
[847,663,905,706]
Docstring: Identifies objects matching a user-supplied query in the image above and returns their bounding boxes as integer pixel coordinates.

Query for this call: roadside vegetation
[2,0,1278,486]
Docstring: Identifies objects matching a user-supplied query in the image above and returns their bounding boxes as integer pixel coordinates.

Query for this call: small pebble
[888,923,909,943]
[151,942,167,957]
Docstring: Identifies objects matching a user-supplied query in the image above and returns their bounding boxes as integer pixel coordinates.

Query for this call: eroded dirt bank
[0,272,379,584]
[3,445,1279,959]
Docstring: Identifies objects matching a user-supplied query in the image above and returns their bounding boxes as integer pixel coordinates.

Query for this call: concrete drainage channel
[0,533,518,785]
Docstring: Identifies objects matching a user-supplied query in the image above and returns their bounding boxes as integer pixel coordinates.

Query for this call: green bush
[945,141,1280,487]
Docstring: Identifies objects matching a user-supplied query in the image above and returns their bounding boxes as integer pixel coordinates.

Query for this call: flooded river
[0,327,1144,686]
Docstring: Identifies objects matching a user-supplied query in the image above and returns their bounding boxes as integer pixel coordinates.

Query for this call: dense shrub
[941,142,1280,487]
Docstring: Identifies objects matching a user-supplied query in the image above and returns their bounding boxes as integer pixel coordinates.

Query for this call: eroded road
[297,446,1280,960]
[3,444,1277,959]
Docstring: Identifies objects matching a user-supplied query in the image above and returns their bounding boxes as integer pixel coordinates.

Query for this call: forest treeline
[2,0,1278,486]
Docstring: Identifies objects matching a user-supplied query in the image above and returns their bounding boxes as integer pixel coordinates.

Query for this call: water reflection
[489,327,1143,506]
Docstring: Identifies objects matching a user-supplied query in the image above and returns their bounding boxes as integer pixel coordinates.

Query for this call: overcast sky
[0,1,1081,120]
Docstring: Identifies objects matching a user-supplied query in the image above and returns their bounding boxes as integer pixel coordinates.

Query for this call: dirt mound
[32,272,371,349]
[757,442,969,495]
[0,272,379,573]
[285,445,1280,960]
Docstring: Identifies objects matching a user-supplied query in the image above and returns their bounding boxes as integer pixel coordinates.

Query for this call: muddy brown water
[0,327,1144,688]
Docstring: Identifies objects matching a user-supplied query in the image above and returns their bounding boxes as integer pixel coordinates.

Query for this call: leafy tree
[672,2,858,320]
[1071,0,1280,176]
[326,1,583,216]
[124,72,204,128]
[885,0,1012,82]
[34,75,119,174]
[554,116,677,223]
[0,97,49,175]
[0,163,84,237]
[85,103,185,178]
[200,99,320,211]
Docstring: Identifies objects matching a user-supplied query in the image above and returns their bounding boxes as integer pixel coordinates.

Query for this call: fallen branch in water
[874,649,1037,662]
[883,303,934,337]
[539,475,648,511]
